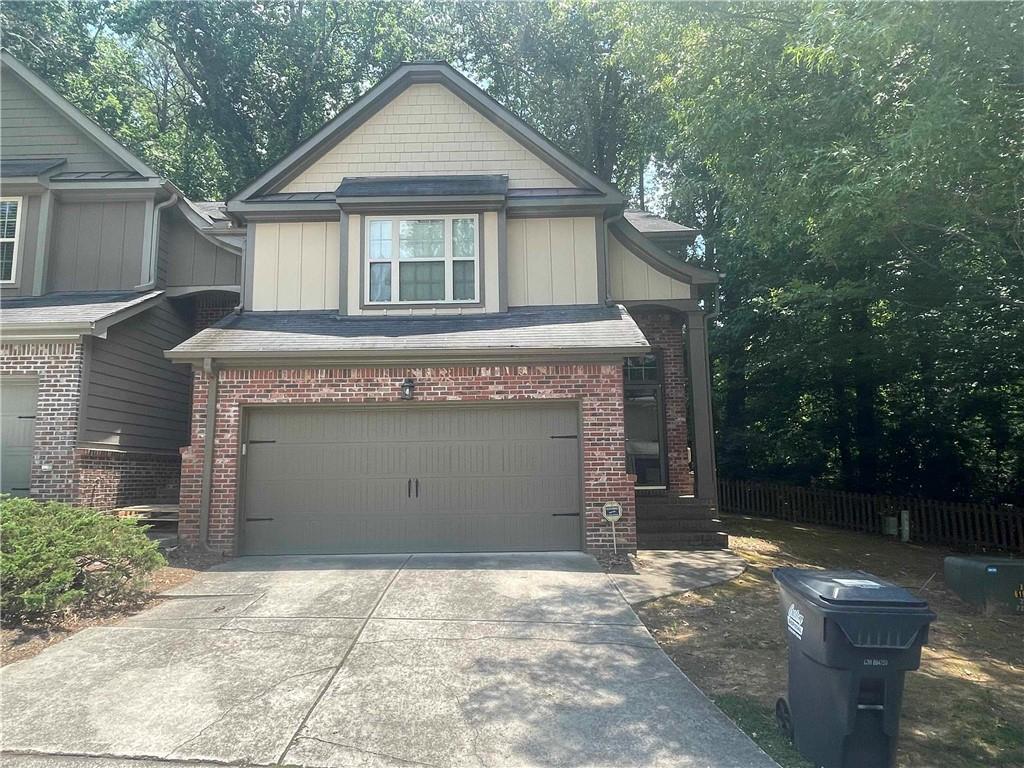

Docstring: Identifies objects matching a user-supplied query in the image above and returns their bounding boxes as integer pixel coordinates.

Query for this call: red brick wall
[193,293,237,332]
[180,363,636,554]
[75,449,181,510]
[629,310,695,495]
[0,342,84,500]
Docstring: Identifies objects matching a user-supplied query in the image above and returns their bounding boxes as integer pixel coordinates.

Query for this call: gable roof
[231,61,624,205]
[0,50,158,179]
[610,219,720,285]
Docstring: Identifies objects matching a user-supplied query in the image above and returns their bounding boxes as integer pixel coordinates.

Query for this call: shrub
[0,496,166,622]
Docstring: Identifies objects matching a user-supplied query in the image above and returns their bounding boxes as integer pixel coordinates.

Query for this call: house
[165,62,724,555]
[0,51,241,508]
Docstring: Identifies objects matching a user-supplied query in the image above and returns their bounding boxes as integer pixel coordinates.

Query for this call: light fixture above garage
[400,377,416,400]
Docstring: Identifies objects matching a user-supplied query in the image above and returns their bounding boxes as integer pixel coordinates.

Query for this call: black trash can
[773,568,936,768]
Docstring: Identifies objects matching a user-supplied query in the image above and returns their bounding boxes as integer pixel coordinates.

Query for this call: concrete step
[637,517,724,533]
[637,531,729,550]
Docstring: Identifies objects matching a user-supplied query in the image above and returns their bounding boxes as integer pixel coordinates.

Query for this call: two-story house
[0,51,241,508]
[166,62,724,556]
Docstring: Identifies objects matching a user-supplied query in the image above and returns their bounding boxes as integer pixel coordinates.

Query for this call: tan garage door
[241,403,582,555]
[1,378,37,496]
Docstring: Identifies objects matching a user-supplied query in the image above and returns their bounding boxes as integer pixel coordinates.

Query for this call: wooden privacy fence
[718,479,1024,553]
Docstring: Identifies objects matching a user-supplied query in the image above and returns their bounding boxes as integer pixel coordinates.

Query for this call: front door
[1,377,37,495]
[623,354,667,489]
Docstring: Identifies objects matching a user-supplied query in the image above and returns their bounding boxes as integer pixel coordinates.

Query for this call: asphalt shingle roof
[167,304,648,360]
[0,158,66,177]
[0,290,163,328]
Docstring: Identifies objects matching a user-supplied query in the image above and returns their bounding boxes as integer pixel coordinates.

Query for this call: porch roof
[166,304,649,364]
[0,289,164,340]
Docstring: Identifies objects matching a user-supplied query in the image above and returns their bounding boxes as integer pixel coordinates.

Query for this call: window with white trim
[0,197,22,283]
[366,215,479,304]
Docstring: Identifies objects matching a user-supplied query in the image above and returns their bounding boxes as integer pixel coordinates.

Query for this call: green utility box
[944,556,1024,615]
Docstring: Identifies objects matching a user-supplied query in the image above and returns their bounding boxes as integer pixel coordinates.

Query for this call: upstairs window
[0,197,22,283]
[366,215,479,304]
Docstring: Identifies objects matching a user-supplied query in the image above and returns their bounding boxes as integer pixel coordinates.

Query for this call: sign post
[602,501,623,554]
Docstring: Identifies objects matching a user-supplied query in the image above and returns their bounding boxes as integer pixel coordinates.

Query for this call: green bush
[0,496,166,622]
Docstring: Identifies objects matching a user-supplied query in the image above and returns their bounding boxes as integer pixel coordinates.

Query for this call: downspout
[137,193,178,290]
[198,357,218,550]
[603,209,625,305]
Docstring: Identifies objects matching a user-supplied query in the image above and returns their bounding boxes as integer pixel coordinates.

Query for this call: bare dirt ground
[638,514,1024,768]
[1,546,224,666]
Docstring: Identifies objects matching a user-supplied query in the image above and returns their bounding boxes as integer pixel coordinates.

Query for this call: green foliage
[712,695,813,768]
[0,496,165,622]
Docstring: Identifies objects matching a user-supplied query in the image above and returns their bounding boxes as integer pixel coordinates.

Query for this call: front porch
[627,303,726,549]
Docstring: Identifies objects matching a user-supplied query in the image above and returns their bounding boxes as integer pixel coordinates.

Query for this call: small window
[0,197,22,283]
[624,354,661,384]
[365,215,479,304]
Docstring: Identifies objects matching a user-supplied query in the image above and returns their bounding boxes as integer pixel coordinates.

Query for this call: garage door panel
[242,404,581,555]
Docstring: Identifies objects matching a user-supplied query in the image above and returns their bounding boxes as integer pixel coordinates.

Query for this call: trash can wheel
[775,697,793,742]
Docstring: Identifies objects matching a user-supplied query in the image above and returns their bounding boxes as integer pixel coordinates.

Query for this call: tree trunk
[851,307,880,491]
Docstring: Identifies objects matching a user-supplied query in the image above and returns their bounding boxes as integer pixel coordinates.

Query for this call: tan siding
[251,221,340,311]
[0,72,130,173]
[506,217,600,306]
[281,83,574,192]
[483,211,500,312]
[607,232,691,301]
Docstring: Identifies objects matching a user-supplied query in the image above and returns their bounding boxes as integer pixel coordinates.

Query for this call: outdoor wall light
[400,377,416,400]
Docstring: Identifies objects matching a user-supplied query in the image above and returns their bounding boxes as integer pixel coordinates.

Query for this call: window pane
[368,220,391,260]
[0,241,13,282]
[0,200,18,240]
[452,218,476,260]
[399,261,444,301]
[453,260,475,301]
[399,220,443,260]
[369,262,391,302]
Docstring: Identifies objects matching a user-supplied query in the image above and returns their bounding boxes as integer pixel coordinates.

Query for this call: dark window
[624,353,660,384]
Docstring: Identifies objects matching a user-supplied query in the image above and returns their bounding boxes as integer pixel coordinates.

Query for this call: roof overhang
[0,290,165,342]
[610,220,721,285]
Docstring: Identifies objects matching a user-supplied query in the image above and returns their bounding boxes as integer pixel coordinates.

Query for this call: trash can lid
[773,568,929,608]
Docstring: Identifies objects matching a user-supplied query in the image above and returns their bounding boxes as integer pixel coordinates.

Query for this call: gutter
[137,192,178,290]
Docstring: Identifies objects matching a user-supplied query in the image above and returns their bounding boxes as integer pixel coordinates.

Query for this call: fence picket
[717,479,1022,553]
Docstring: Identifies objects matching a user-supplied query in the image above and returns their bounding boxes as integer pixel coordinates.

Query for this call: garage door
[1,378,37,496]
[241,403,582,555]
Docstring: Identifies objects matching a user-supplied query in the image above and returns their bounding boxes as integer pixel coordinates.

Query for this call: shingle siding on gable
[281,83,574,192]
[0,73,130,173]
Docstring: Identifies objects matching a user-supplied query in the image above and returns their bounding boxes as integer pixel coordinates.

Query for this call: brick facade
[0,342,84,500]
[180,363,636,554]
[75,449,181,510]
[193,293,237,332]
[629,309,695,495]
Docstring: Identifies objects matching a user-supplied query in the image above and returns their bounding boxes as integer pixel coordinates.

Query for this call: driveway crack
[293,735,437,767]
[275,555,413,764]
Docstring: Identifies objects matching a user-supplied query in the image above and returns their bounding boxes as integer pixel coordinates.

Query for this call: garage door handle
[550,434,578,439]
[552,513,580,517]
[16,415,36,420]
[245,517,274,522]
[408,478,412,498]
[415,478,420,497]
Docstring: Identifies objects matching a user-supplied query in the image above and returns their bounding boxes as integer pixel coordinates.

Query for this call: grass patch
[712,694,812,768]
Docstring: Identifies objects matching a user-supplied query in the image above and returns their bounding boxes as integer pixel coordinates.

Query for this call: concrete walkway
[1,553,777,768]
[609,549,747,605]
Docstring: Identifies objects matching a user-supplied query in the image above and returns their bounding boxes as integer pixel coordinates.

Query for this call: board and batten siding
[0,72,130,173]
[162,212,240,289]
[251,221,340,311]
[608,231,690,301]
[48,199,147,291]
[506,217,599,307]
[81,300,193,452]
[281,83,573,193]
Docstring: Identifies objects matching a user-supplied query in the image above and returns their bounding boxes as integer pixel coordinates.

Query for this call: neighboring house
[0,51,241,508]
[166,62,724,556]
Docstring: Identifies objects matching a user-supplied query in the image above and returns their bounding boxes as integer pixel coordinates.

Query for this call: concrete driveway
[1,553,777,768]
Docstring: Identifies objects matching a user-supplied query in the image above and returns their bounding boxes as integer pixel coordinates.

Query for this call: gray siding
[0,193,41,297]
[48,199,147,291]
[162,210,240,288]
[81,299,192,452]
[0,73,131,173]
